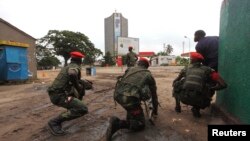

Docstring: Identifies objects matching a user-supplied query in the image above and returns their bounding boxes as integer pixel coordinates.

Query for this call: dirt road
[0,66,226,141]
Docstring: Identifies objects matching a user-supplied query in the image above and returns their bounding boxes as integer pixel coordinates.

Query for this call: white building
[151,55,176,66]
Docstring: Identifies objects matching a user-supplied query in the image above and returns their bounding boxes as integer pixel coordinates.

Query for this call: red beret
[70,51,84,58]
[139,57,150,66]
[128,46,133,49]
[190,52,204,60]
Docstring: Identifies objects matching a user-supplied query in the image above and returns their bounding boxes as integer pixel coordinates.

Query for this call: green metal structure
[216,0,250,123]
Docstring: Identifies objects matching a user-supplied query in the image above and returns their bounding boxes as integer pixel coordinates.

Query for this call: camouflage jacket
[173,62,214,94]
[114,66,157,101]
[48,62,81,94]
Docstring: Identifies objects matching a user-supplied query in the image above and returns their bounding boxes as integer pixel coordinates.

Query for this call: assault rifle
[67,79,93,100]
[144,98,156,125]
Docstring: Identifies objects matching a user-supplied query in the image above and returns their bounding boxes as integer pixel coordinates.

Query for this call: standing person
[194,30,219,71]
[47,51,92,136]
[106,57,159,141]
[126,46,138,67]
[172,52,227,118]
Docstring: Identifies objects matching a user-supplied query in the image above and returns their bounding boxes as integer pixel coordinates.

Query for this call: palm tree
[164,44,173,55]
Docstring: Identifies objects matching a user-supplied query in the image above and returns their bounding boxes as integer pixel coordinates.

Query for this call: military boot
[48,116,67,136]
[175,106,181,113]
[191,107,201,118]
[106,116,120,141]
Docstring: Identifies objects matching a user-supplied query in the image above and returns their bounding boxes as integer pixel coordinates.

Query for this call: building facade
[0,18,37,79]
[105,12,128,56]
[151,55,176,66]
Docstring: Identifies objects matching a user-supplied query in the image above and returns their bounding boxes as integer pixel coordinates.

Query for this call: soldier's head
[138,57,150,69]
[190,52,204,63]
[128,46,133,51]
[70,51,85,64]
[194,30,206,42]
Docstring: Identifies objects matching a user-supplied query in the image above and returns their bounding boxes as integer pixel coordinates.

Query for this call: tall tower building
[105,12,128,56]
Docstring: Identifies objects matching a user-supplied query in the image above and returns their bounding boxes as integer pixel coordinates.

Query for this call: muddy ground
[0,66,226,141]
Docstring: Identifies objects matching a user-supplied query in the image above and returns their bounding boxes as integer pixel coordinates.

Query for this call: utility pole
[182,41,185,54]
[184,36,191,63]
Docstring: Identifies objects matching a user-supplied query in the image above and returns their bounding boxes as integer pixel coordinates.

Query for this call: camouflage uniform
[106,58,158,140]
[47,62,88,135]
[126,51,138,67]
[114,66,157,130]
[173,62,215,117]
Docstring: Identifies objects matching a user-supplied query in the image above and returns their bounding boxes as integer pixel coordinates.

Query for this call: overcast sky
[0,0,223,56]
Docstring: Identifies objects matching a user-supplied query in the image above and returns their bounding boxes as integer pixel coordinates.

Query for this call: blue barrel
[91,67,96,76]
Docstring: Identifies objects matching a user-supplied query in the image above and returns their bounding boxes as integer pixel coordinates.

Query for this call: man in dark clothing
[126,46,138,67]
[172,52,227,118]
[47,51,92,136]
[106,57,158,141]
[194,30,219,71]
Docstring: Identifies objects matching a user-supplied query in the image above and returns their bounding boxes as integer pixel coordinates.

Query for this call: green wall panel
[216,0,250,123]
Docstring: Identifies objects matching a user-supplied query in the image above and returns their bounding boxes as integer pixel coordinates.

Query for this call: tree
[38,30,102,66]
[164,44,173,55]
[36,44,52,62]
[157,44,173,56]
[102,51,116,66]
[175,56,189,66]
[157,51,168,56]
[38,56,61,69]
[36,43,61,69]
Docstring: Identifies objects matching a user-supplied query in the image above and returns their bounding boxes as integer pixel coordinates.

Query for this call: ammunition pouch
[172,79,184,98]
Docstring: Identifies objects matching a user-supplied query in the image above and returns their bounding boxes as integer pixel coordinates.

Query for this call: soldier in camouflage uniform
[172,52,227,118]
[126,46,138,67]
[47,51,91,136]
[106,57,159,141]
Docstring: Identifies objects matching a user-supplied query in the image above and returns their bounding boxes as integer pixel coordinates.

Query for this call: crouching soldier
[47,51,93,135]
[106,57,159,140]
[172,52,227,118]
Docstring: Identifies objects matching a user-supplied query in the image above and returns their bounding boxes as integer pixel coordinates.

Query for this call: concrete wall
[0,18,37,79]
[216,0,250,124]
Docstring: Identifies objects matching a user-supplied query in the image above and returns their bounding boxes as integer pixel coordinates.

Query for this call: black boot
[191,107,201,118]
[175,106,181,113]
[48,116,67,136]
[106,116,120,141]
[175,97,181,113]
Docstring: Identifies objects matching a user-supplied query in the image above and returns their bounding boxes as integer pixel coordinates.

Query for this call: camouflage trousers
[116,95,145,131]
[174,89,212,109]
[48,91,88,121]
